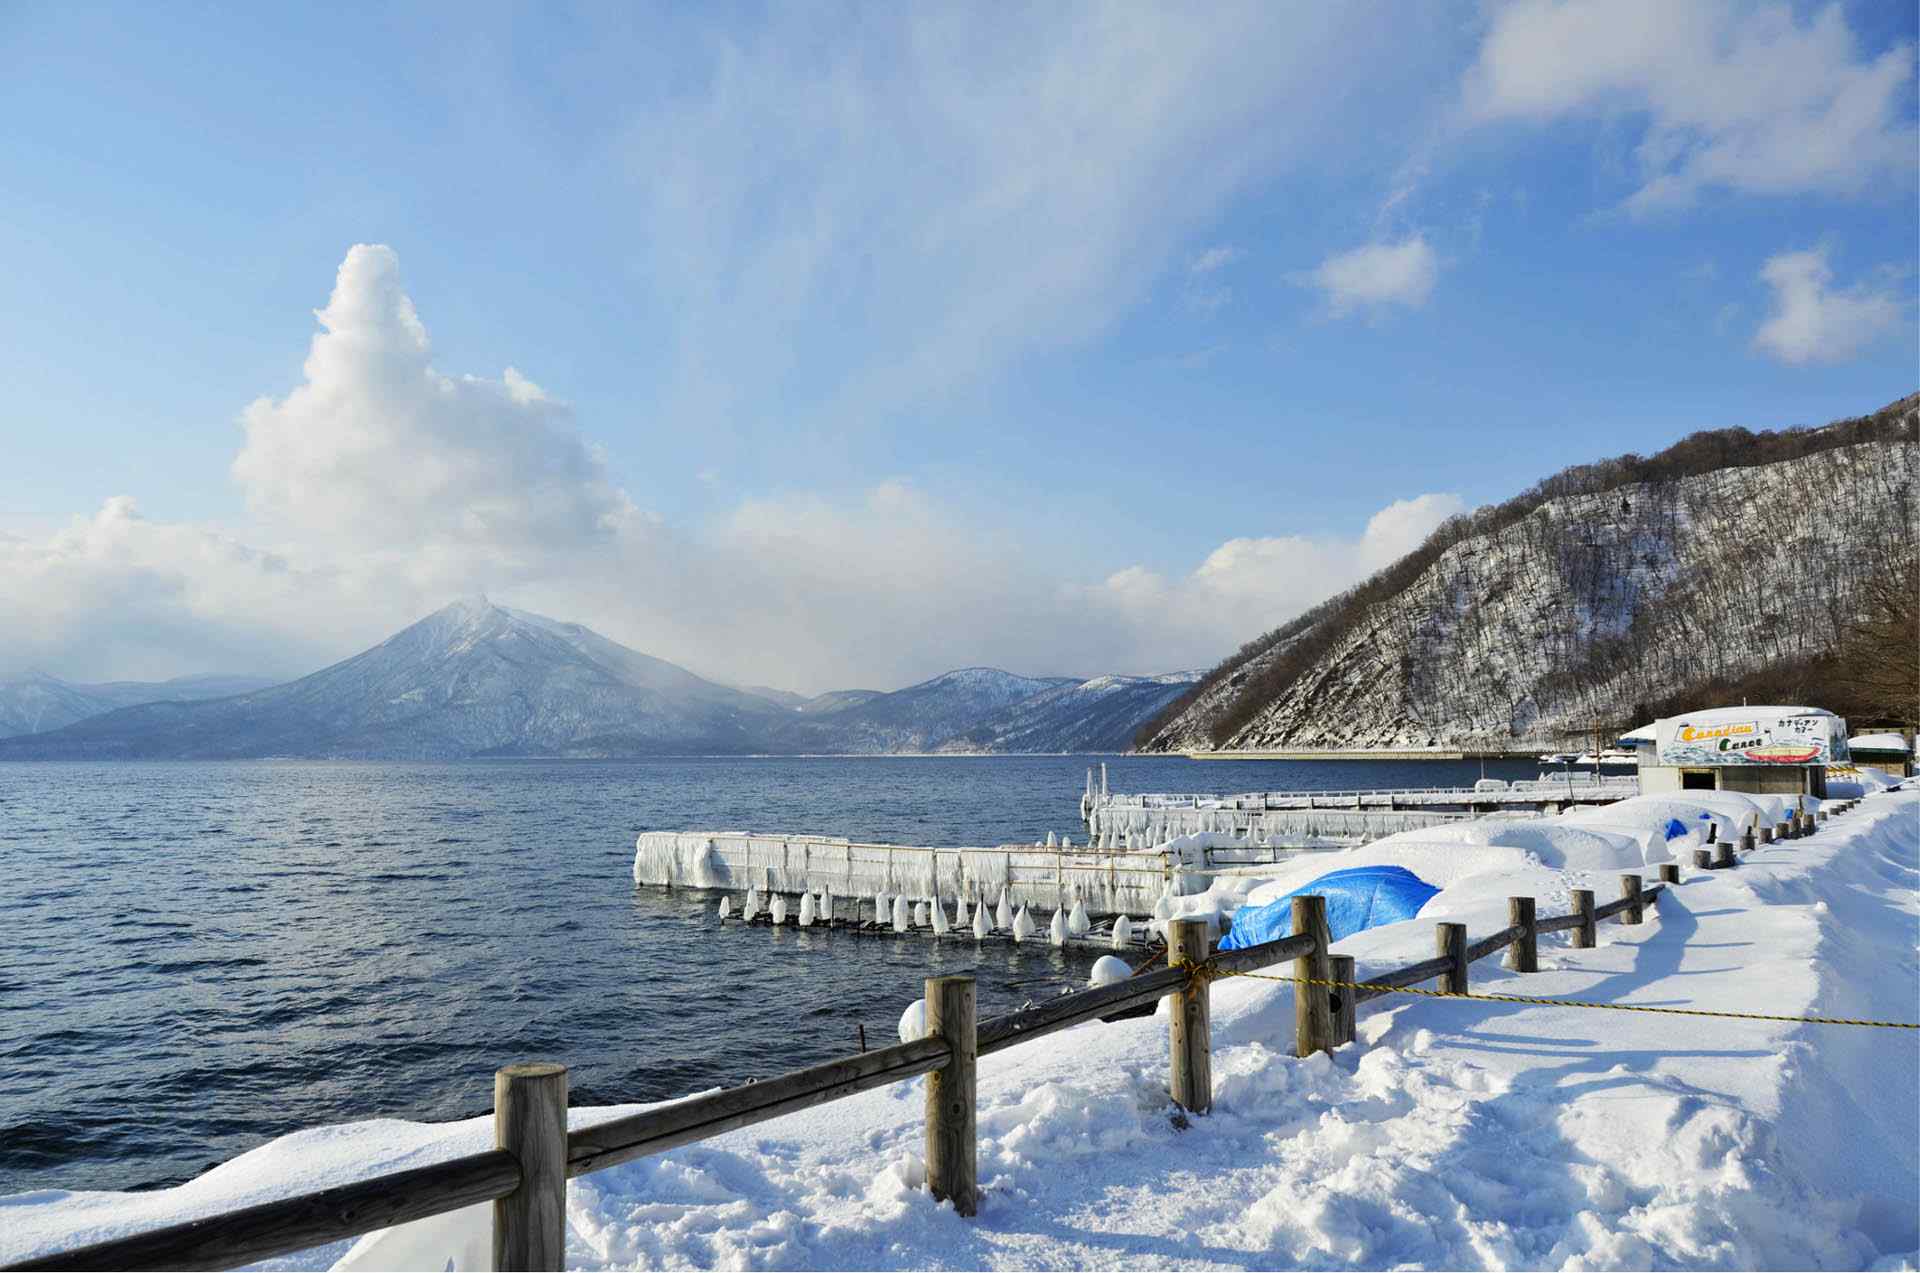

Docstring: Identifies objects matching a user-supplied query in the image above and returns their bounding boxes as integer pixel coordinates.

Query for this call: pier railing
[12,800,1855,1272]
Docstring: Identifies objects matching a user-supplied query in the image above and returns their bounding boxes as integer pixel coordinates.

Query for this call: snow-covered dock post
[1658,862,1680,887]
[1329,954,1357,1045]
[1166,917,1213,1115]
[1436,923,1468,995]
[1620,874,1645,925]
[1292,895,1335,1058]
[1570,889,1597,948]
[923,975,977,1217]
[1776,818,1793,841]
[1695,847,1714,871]
[1506,897,1538,973]
[1757,823,1773,845]
[1715,835,1737,869]
[493,1062,568,1273]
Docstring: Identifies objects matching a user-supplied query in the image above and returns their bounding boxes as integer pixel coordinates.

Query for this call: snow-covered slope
[8,786,1912,1269]
[0,600,787,760]
[0,672,280,739]
[1146,396,1918,752]
[934,672,1200,753]
[770,667,1080,753]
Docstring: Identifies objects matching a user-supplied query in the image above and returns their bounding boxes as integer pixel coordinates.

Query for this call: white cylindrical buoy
[931,896,950,934]
[1089,955,1131,987]
[875,893,889,926]
[898,997,927,1044]
[1012,905,1035,943]
[1068,896,1090,937]
[718,895,733,920]
[1111,914,1132,948]
[798,892,816,927]
[1062,834,1073,849]
[914,900,929,928]
[1049,908,1068,947]
[1046,830,1057,847]
[770,894,787,925]
[744,886,761,920]
[956,895,970,927]
[996,889,1013,931]
[972,904,990,940]
[822,887,834,925]
[1153,890,1174,922]
[893,895,911,932]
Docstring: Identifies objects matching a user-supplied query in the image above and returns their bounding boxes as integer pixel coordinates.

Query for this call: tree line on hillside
[1138,393,1920,749]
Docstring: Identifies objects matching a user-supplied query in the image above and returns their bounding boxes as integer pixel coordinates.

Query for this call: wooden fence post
[1506,897,1537,973]
[1694,848,1713,870]
[924,975,977,1217]
[1293,895,1335,1058]
[494,1063,568,1273]
[1621,874,1644,924]
[1757,824,1773,844]
[1571,889,1596,949]
[1714,837,1736,869]
[1776,819,1792,841]
[1740,827,1755,853]
[1329,954,1357,1045]
[1168,918,1212,1115]
[1658,863,1680,885]
[1437,922,1468,994]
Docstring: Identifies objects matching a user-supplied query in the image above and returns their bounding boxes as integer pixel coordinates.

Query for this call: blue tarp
[1220,865,1440,951]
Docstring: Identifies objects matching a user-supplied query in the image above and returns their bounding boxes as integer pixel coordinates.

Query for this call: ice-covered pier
[1080,766,1638,844]
[632,830,1311,918]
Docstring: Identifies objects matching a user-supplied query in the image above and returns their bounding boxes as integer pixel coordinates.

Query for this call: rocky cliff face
[1142,396,1918,752]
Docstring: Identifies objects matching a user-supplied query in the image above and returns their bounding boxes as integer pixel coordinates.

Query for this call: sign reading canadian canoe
[1655,710,1850,766]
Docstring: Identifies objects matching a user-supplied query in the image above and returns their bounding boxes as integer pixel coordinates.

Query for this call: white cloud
[233,244,640,579]
[0,246,1471,692]
[617,5,1435,430]
[1305,235,1440,317]
[1083,493,1469,663]
[1752,246,1903,365]
[1461,0,1917,212]
[1190,246,1242,274]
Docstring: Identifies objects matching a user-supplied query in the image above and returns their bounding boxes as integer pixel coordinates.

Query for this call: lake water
[0,754,1545,1196]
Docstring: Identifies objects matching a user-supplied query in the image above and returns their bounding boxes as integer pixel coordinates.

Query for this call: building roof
[1847,732,1911,753]
[1661,705,1838,726]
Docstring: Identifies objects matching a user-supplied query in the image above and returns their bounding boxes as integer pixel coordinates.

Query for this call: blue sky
[0,2,1914,690]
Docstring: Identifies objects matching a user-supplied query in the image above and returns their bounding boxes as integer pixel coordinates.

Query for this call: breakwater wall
[1085,803,1468,846]
[634,832,1205,916]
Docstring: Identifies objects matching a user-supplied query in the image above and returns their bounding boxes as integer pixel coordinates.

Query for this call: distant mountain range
[0,599,1194,759]
[0,672,281,739]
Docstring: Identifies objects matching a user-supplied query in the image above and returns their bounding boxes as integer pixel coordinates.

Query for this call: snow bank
[9,791,1915,1270]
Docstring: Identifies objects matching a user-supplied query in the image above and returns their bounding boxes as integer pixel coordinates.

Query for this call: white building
[1635,706,1847,798]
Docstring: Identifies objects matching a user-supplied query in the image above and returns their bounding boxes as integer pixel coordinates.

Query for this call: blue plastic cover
[1220,865,1440,950]
[1664,818,1689,840]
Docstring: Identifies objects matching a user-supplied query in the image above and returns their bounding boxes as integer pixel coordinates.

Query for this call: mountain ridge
[1140,393,1919,753]
[0,603,1191,758]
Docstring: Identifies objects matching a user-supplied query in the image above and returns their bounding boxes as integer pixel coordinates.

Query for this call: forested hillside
[1140,394,1919,752]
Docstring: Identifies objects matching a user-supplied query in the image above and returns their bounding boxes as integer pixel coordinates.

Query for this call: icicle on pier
[632,828,1200,921]
[704,881,1160,955]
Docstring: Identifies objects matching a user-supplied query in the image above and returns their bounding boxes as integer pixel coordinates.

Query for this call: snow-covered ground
[5,784,1915,1271]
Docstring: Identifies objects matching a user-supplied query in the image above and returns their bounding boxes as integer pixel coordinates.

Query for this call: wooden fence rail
[15,841,1767,1273]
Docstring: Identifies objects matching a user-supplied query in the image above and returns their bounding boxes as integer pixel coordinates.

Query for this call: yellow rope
[1201,968,1920,1029]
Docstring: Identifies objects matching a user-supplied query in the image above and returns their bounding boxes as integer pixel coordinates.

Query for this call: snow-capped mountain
[0,599,788,759]
[0,602,1192,758]
[1140,394,1918,754]
[932,673,1200,753]
[0,672,280,739]
[766,668,1081,753]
